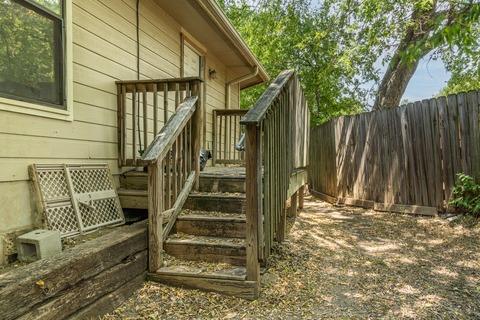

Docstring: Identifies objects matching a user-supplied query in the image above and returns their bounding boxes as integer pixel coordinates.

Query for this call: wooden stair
[118,168,258,299]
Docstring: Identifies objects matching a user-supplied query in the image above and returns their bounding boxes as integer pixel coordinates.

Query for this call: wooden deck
[201,166,246,177]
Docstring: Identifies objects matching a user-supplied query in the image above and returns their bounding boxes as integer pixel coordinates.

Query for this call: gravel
[104,195,480,319]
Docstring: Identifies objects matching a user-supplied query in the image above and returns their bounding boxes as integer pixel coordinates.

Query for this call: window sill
[0,96,73,121]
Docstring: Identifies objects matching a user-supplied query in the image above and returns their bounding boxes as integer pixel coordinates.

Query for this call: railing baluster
[212,110,217,166]
[148,159,163,272]
[143,88,148,152]
[163,83,168,125]
[175,83,180,109]
[219,115,223,164]
[153,83,158,136]
[245,123,261,290]
[165,150,171,209]
[132,87,137,164]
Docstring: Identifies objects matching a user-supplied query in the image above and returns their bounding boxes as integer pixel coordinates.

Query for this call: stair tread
[177,215,246,222]
[157,258,247,281]
[179,210,245,220]
[117,188,147,196]
[166,234,245,248]
[189,192,246,199]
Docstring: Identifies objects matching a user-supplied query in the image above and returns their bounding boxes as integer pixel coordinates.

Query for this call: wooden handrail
[145,81,203,272]
[242,70,309,293]
[142,96,198,162]
[212,108,247,166]
[117,78,203,167]
[240,70,294,125]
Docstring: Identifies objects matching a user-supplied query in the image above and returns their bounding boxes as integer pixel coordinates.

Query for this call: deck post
[191,80,202,190]
[288,191,298,217]
[245,123,260,291]
[212,110,217,166]
[148,160,164,272]
[298,185,305,209]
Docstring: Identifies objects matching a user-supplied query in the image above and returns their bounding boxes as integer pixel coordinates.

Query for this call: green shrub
[449,173,480,217]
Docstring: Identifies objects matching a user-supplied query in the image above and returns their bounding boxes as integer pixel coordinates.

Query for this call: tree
[219,0,480,119]
[218,0,368,124]
[338,0,480,110]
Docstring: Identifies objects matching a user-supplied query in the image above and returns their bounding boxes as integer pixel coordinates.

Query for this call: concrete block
[16,229,61,262]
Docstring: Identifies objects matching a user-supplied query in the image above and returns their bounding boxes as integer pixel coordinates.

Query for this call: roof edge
[196,0,270,84]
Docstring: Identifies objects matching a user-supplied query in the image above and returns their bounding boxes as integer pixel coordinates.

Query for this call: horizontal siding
[0,0,243,241]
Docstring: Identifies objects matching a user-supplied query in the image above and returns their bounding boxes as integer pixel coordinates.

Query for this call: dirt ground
[104,196,480,319]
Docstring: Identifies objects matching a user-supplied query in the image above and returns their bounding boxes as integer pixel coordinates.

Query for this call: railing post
[287,191,298,217]
[191,80,202,190]
[298,185,305,209]
[148,160,164,272]
[245,123,260,293]
[212,110,217,166]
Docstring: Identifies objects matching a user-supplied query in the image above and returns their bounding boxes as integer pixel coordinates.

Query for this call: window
[0,0,65,108]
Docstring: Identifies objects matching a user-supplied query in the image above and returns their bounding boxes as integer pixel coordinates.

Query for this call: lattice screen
[29,164,125,237]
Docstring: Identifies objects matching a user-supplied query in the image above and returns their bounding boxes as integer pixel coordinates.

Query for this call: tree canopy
[218,0,480,123]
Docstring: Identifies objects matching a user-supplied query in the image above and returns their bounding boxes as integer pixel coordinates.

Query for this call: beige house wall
[0,0,241,264]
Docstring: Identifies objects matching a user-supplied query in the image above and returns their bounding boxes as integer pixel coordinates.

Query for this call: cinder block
[16,230,62,262]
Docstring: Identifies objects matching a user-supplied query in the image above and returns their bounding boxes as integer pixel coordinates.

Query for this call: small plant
[449,173,480,217]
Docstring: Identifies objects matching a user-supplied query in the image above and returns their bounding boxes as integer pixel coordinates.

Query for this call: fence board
[309,91,480,211]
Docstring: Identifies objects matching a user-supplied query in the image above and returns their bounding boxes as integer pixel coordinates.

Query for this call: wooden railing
[212,109,248,165]
[144,93,201,272]
[116,77,202,167]
[116,78,202,272]
[240,70,309,285]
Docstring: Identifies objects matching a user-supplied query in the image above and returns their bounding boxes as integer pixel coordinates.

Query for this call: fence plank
[309,90,480,211]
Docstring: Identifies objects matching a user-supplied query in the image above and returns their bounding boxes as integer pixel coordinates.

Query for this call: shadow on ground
[104,195,480,320]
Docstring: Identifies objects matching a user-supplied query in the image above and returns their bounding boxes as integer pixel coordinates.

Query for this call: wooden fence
[309,90,480,213]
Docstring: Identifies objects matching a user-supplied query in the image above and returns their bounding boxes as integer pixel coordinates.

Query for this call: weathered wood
[309,91,480,211]
[241,70,294,124]
[199,175,245,193]
[142,96,197,162]
[69,274,145,320]
[184,193,245,213]
[373,203,437,216]
[116,78,203,168]
[0,222,147,320]
[309,189,337,204]
[175,215,246,238]
[287,191,298,217]
[244,124,260,283]
[191,82,202,190]
[337,197,375,209]
[162,171,196,241]
[147,272,258,300]
[18,251,147,320]
[148,161,163,272]
[298,185,305,209]
[164,238,246,266]
[212,109,247,165]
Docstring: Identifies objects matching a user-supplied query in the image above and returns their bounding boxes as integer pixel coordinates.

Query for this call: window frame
[0,0,73,121]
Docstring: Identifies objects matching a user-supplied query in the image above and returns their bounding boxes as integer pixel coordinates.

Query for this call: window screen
[0,0,64,108]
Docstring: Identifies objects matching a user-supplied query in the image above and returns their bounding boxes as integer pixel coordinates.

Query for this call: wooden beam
[0,222,147,320]
[19,251,147,320]
[192,81,202,190]
[162,172,196,241]
[148,161,164,272]
[374,203,437,216]
[287,191,298,218]
[310,189,337,204]
[142,96,197,162]
[244,124,260,287]
[298,185,305,209]
[70,274,145,320]
[147,273,258,300]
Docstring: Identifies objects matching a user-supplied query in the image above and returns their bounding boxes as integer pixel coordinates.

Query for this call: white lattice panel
[30,164,125,237]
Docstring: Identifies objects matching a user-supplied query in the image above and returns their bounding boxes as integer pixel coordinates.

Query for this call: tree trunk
[373,3,437,110]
